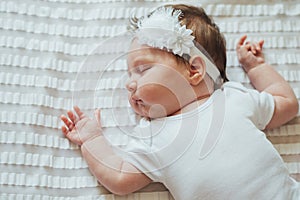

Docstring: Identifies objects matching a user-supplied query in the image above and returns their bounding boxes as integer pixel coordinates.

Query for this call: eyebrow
[127,56,153,76]
[129,56,153,68]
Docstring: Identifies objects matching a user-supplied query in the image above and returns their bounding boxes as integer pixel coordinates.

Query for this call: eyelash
[128,65,151,76]
[136,65,151,73]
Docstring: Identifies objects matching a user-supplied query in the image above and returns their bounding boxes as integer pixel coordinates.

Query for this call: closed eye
[135,64,152,74]
[128,64,152,76]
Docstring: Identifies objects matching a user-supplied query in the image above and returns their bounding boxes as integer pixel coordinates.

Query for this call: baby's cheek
[138,84,160,101]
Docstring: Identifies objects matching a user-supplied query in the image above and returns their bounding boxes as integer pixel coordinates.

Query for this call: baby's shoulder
[221,81,249,93]
[219,81,260,108]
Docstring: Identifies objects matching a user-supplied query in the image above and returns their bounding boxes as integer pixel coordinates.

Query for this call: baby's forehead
[129,39,154,53]
[128,39,175,59]
[126,49,154,69]
[126,38,181,71]
[127,41,162,63]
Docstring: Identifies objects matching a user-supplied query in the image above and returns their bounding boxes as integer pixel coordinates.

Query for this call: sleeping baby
[61,4,299,200]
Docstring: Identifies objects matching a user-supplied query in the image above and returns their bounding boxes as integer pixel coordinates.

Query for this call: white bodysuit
[114,82,300,200]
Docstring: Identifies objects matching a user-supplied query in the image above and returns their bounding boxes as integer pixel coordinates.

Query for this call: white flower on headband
[167,24,194,56]
[135,7,195,56]
[132,7,223,86]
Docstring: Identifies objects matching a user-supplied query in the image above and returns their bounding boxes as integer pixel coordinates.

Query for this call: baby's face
[125,39,196,118]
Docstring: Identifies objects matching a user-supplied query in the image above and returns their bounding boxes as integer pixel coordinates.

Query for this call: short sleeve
[111,119,163,182]
[247,89,275,130]
[120,145,162,182]
[223,82,275,130]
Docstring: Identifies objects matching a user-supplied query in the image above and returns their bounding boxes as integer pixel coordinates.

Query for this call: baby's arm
[61,106,152,195]
[236,35,299,130]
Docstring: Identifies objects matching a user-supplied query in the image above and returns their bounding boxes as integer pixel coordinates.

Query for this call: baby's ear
[188,55,206,85]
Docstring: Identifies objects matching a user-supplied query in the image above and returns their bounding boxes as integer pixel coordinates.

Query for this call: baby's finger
[258,40,264,49]
[236,35,247,50]
[248,42,262,54]
[244,43,252,51]
[67,111,77,124]
[61,125,69,135]
[94,109,101,126]
[254,42,262,51]
[61,115,72,127]
[74,106,86,120]
[251,43,257,54]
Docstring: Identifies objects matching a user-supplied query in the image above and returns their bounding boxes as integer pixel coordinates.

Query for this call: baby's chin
[145,104,168,119]
[129,99,174,118]
[130,103,168,119]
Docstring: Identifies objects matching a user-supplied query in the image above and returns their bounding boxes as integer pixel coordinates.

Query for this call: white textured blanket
[0,0,299,199]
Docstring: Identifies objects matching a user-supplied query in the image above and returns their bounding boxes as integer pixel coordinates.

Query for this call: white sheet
[0,0,299,199]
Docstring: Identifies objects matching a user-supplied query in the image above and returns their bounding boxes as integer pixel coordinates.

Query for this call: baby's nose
[126,80,137,92]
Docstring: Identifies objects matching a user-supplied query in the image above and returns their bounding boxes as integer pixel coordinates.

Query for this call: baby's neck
[171,94,211,116]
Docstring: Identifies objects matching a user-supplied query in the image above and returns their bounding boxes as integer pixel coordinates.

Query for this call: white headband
[134,7,223,86]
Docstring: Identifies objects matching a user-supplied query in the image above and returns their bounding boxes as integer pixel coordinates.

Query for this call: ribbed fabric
[0,0,299,199]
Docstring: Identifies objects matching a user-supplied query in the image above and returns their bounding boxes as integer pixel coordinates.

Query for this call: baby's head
[126,4,228,118]
[130,4,228,83]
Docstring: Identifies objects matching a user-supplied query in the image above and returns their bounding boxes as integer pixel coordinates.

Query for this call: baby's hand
[61,106,102,146]
[236,35,265,73]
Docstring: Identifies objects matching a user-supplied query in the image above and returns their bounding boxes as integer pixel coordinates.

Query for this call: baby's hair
[169,4,228,82]
[129,4,229,82]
